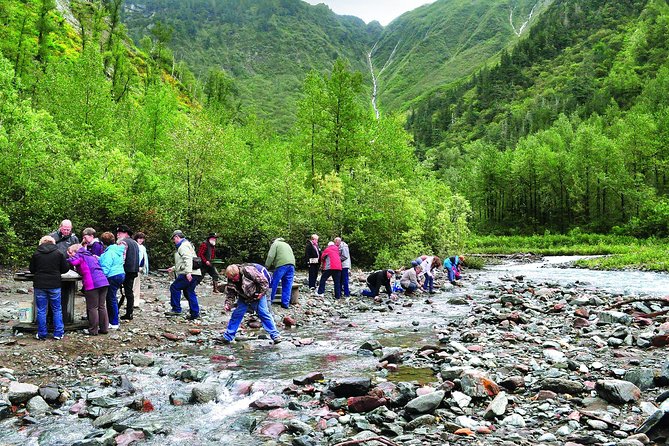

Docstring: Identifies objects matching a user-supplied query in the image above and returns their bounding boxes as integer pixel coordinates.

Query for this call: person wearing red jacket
[198,232,220,293]
[316,241,342,299]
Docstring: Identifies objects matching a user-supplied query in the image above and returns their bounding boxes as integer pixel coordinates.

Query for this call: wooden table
[13,271,87,332]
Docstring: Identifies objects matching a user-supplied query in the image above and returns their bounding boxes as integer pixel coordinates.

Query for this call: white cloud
[303,0,436,26]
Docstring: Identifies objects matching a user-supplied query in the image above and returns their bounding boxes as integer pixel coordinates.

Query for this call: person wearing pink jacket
[316,241,342,299]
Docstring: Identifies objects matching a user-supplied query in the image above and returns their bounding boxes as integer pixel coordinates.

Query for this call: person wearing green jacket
[166,230,202,320]
[265,237,295,309]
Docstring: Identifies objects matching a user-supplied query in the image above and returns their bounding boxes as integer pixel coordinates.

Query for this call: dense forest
[0,0,469,267]
[122,0,381,130]
[4,0,669,269]
[409,0,669,237]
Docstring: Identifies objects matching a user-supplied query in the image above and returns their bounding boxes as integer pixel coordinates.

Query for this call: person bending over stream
[220,264,282,345]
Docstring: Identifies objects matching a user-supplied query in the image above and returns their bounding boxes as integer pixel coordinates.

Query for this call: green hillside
[122,0,382,129]
[0,0,468,267]
[408,0,669,236]
[372,0,551,112]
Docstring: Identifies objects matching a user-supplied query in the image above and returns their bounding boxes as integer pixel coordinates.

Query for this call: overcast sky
[303,0,436,26]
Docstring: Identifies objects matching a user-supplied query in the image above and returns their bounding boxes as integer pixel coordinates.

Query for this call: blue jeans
[223,296,280,341]
[318,270,342,299]
[423,275,434,292]
[106,273,125,325]
[341,268,350,296]
[35,288,64,338]
[270,264,295,307]
[170,274,202,317]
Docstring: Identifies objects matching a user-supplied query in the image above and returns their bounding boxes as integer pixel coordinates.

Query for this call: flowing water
[4,256,669,444]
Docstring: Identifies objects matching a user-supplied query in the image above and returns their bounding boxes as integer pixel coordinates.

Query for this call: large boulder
[329,377,372,398]
[191,384,218,404]
[404,390,446,414]
[541,378,585,395]
[8,382,39,404]
[26,396,50,414]
[596,379,641,404]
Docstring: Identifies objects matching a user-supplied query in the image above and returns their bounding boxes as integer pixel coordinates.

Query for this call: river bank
[1,260,669,445]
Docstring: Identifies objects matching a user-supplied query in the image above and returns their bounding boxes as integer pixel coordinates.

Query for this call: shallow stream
[3,256,669,445]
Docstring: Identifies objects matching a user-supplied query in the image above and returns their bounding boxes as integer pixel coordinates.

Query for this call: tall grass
[466,234,669,271]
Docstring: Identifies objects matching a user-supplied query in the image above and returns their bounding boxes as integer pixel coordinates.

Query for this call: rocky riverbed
[1,261,669,446]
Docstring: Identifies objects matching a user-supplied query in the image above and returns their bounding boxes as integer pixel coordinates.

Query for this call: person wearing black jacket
[117,224,139,320]
[29,235,70,340]
[304,234,320,291]
[361,269,395,298]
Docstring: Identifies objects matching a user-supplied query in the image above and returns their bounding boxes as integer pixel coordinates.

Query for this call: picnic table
[13,270,88,331]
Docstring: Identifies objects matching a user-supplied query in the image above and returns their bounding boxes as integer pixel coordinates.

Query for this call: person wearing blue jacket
[99,232,125,329]
[443,255,464,285]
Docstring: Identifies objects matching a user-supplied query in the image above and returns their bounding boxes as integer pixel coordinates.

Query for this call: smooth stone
[8,382,39,404]
[404,390,445,414]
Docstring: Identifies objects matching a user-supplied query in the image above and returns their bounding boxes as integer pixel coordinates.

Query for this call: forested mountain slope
[122,0,550,126]
[407,0,669,236]
[371,0,551,112]
[122,0,382,128]
[0,0,470,267]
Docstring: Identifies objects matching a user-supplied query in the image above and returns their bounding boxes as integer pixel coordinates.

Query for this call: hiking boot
[164,311,182,317]
[109,324,120,330]
[272,336,283,344]
[53,335,63,341]
[186,314,201,321]
[120,314,133,321]
[218,338,236,345]
[35,333,46,341]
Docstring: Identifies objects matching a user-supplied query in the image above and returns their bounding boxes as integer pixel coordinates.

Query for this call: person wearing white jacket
[335,237,351,297]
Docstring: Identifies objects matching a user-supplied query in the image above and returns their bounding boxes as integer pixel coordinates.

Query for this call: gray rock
[131,354,155,367]
[38,386,60,403]
[285,419,313,435]
[92,407,131,428]
[179,369,208,382]
[440,366,469,381]
[405,414,438,430]
[596,379,641,404]
[26,396,50,414]
[119,376,136,395]
[8,382,39,404]
[404,390,445,414]
[598,311,633,325]
[636,410,669,441]
[587,419,609,430]
[366,405,398,424]
[624,369,656,390]
[501,414,526,428]
[484,391,508,419]
[329,377,372,397]
[541,378,585,395]
[191,384,218,403]
[451,391,471,408]
[538,433,557,442]
[292,435,318,446]
[544,349,567,363]
[380,423,403,437]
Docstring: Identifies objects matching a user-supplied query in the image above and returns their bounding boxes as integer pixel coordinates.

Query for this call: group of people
[29,221,464,344]
[305,234,351,299]
[30,220,149,340]
[360,254,465,298]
